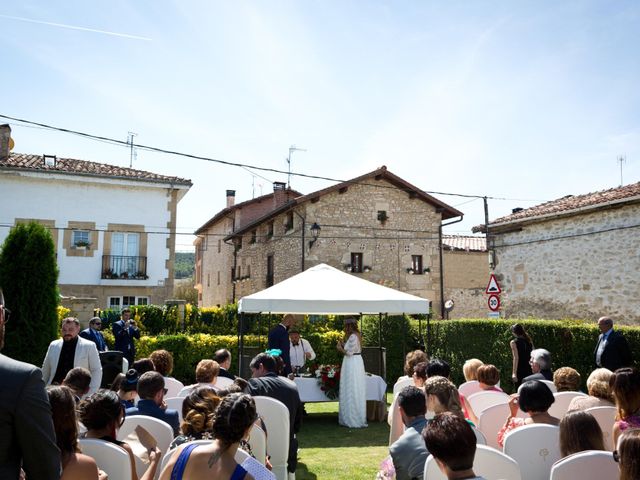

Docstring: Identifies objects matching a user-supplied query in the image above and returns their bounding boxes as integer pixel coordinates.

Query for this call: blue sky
[2,1,639,250]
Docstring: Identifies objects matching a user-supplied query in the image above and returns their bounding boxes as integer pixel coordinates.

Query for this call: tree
[0,222,59,364]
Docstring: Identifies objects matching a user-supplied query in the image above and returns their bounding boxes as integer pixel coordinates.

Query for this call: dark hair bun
[212,393,256,446]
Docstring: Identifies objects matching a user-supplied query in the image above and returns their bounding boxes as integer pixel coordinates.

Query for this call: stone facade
[443,249,489,318]
[492,202,640,324]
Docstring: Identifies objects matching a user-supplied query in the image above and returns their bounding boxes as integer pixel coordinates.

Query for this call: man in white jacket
[42,317,102,393]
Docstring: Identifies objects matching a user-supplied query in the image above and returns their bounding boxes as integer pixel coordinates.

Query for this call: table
[293,374,388,421]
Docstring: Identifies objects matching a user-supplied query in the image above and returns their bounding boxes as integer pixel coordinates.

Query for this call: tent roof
[238,263,430,314]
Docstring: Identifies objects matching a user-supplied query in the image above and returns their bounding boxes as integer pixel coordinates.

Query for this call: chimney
[273,181,287,207]
[0,124,11,161]
[512,207,524,214]
[226,190,236,208]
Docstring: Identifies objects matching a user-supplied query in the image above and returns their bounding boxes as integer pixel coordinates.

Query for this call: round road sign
[488,294,500,312]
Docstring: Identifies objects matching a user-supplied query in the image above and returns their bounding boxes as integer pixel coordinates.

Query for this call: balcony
[102,255,148,280]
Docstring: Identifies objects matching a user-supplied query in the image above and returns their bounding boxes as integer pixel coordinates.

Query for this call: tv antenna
[127,132,138,168]
[287,145,306,188]
[618,155,626,186]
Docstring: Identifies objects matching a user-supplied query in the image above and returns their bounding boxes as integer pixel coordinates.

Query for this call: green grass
[295,396,392,479]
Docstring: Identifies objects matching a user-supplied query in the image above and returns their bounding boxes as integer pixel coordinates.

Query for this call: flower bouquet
[315,364,341,400]
[375,456,396,479]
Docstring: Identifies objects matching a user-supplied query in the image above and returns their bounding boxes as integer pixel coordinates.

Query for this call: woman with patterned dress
[337,317,367,428]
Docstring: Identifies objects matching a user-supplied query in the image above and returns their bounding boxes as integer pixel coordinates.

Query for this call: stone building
[481,182,640,323]
[194,166,464,315]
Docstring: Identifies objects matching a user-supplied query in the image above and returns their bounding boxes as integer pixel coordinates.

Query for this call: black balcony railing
[102,255,148,280]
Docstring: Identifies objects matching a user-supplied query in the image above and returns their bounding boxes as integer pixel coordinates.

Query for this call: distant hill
[175,251,195,279]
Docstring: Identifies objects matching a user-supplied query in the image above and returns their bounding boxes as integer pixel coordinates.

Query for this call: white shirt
[289,337,316,368]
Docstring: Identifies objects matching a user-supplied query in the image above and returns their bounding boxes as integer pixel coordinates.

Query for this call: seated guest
[110,369,139,409]
[62,367,92,402]
[214,348,236,380]
[47,386,106,480]
[169,387,221,450]
[610,367,640,446]
[132,358,155,375]
[389,386,429,480]
[523,348,553,382]
[426,358,451,379]
[159,393,260,480]
[395,350,428,387]
[424,376,467,421]
[412,362,428,388]
[498,380,559,447]
[568,368,614,411]
[125,371,180,436]
[462,358,484,382]
[617,428,640,480]
[79,389,161,480]
[559,410,604,457]
[553,366,582,392]
[149,350,174,377]
[476,364,502,392]
[178,359,220,397]
[423,412,486,480]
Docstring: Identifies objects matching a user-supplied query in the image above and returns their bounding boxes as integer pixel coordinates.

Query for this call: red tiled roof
[442,235,487,252]
[1,152,192,185]
[489,181,640,227]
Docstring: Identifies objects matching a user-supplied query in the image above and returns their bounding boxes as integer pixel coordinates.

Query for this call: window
[122,296,136,306]
[217,271,220,285]
[207,273,210,287]
[72,230,90,247]
[247,265,251,277]
[236,237,242,251]
[109,297,120,309]
[412,255,423,274]
[108,296,148,308]
[285,212,294,231]
[137,297,148,306]
[266,255,274,287]
[218,240,221,253]
[267,221,274,239]
[351,252,363,273]
[231,267,236,281]
[250,230,257,244]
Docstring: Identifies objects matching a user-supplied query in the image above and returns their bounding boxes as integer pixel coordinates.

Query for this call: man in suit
[125,371,180,435]
[248,352,302,474]
[41,317,102,393]
[389,386,429,480]
[214,348,236,380]
[268,313,297,375]
[0,288,61,479]
[595,316,632,371]
[79,316,107,352]
[523,348,553,382]
[112,307,140,364]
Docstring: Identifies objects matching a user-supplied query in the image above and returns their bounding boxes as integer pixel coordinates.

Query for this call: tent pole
[426,310,432,357]
[418,315,423,350]
[378,313,383,380]
[238,312,245,376]
[402,313,406,364]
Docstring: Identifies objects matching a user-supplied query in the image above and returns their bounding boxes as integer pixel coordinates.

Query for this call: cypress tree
[0,222,59,364]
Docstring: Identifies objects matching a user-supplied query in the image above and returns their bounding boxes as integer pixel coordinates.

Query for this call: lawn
[295,396,391,479]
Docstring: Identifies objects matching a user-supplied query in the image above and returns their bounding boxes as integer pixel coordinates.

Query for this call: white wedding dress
[338,333,367,428]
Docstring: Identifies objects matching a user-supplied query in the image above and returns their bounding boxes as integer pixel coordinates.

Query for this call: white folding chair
[585,406,617,451]
[550,450,618,480]
[118,415,175,478]
[503,424,561,480]
[518,379,558,393]
[164,397,185,423]
[458,380,482,398]
[160,440,211,474]
[467,390,509,416]
[122,357,129,373]
[392,376,414,397]
[249,423,267,465]
[423,445,521,480]
[388,396,405,446]
[548,391,588,418]
[472,426,487,445]
[164,377,184,398]
[477,402,528,450]
[214,376,235,389]
[254,396,290,480]
[79,438,133,480]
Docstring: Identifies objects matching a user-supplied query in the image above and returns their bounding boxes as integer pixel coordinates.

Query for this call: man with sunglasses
[125,370,180,436]
[79,316,107,352]
[0,288,61,479]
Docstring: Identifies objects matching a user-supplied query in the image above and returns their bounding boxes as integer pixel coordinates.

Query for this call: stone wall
[493,203,640,324]
[443,250,489,318]
[197,217,234,306]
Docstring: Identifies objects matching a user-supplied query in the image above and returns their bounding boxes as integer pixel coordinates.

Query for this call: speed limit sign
[488,294,500,312]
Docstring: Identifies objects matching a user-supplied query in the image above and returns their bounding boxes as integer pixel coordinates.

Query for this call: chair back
[117,414,175,479]
[548,391,587,418]
[214,376,235,389]
[423,444,521,480]
[79,438,133,480]
[478,403,511,450]
[585,406,617,451]
[163,377,184,398]
[467,390,509,416]
[550,450,618,480]
[392,376,414,396]
[254,396,290,480]
[249,424,267,465]
[472,426,487,445]
[458,380,482,398]
[387,396,405,446]
[503,423,561,480]
[164,397,185,423]
[160,440,211,474]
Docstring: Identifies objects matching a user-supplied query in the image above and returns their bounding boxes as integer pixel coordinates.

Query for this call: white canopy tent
[238,263,430,314]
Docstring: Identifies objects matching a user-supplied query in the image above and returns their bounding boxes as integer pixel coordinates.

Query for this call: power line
[2,114,548,202]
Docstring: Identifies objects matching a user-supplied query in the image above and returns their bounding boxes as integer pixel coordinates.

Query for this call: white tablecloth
[294,374,387,403]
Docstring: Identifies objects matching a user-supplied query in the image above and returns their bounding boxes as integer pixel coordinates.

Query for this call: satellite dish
[444,299,455,312]
[9,137,14,151]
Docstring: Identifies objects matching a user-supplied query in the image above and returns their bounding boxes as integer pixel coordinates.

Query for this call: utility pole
[127,132,138,168]
[286,145,306,189]
[484,196,494,269]
[618,155,626,186]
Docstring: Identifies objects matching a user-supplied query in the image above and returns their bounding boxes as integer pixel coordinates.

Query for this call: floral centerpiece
[315,364,341,400]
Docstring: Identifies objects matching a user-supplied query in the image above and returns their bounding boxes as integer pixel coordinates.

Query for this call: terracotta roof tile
[1,152,192,185]
[489,181,640,227]
[442,235,487,252]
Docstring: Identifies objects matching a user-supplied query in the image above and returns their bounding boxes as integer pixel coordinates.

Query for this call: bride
[337,317,367,428]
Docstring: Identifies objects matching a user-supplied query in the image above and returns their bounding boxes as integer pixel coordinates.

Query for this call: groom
[268,313,297,375]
